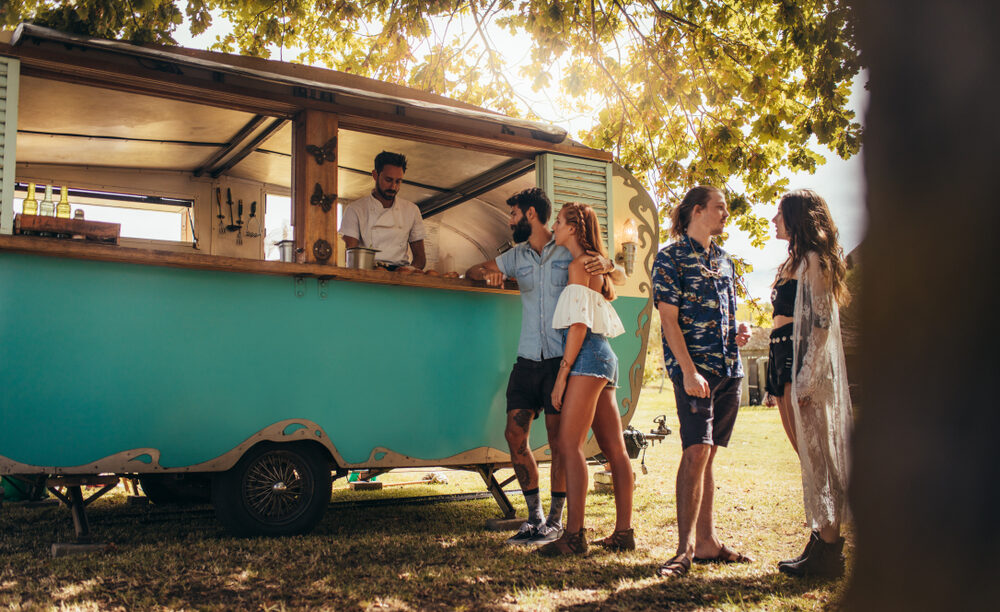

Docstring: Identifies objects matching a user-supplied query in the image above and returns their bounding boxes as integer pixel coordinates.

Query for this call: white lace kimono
[790,253,853,531]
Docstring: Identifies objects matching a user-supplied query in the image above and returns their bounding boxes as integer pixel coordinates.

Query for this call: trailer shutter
[0,57,19,235]
[536,153,614,254]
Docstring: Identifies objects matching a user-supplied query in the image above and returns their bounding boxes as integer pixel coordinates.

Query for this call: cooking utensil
[346,246,379,270]
[236,200,244,245]
[245,201,261,237]
[225,188,240,232]
[276,239,296,262]
[216,188,225,234]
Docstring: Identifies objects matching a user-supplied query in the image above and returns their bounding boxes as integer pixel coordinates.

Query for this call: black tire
[138,474,212,505]
[211,442,332,536]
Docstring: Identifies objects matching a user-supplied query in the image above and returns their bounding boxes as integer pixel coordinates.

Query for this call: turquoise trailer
[0,25,657,536]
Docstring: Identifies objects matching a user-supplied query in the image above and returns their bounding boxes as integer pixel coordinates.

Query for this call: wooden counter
[0,234,518,295]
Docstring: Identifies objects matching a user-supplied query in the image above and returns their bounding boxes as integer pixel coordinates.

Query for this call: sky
[173,16,868,302]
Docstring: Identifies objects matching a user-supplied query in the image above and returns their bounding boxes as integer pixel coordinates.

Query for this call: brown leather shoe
[537,528,588,556]
[593,528,636,551]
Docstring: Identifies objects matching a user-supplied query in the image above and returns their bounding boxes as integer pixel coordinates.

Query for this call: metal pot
[276,240,296,263]
[346,246,379,270]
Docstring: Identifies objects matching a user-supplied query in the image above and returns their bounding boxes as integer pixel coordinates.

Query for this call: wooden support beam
[192,114,267,177]
[418,158,535,217]
[208,117,286,178]
[292,110,338,265]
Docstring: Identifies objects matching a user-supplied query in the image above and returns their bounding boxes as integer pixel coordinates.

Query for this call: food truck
[0,24,658,537]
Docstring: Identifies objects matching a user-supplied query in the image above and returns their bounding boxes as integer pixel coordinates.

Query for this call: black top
[771,279,797,317]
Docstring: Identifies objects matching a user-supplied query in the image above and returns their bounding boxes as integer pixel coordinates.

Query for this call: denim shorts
[561,328,618,388]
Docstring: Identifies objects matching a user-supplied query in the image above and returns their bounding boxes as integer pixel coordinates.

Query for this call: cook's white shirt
[340,194,426,265]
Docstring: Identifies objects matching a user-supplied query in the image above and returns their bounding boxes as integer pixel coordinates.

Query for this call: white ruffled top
[552,284,626,338]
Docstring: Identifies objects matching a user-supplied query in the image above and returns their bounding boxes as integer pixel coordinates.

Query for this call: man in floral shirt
[651,185,751,579]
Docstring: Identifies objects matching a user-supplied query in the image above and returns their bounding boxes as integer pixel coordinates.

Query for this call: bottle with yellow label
[39,185,55,217]
[22,183,38,215]
[56,186,71,219]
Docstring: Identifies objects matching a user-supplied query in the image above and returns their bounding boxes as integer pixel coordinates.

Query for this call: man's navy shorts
[672,373,742,449]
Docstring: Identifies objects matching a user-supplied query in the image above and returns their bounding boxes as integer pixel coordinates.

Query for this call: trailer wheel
[212,442,331,536]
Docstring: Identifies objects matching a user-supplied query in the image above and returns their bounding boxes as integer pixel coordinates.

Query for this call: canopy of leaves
[4,1,862,253]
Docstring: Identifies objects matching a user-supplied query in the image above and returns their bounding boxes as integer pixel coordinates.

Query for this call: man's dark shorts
[672,373,742,449]
[506,357,562,417]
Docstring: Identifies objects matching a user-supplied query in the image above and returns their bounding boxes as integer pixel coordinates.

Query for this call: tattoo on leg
[516,439,529,456]
[513,463,531,489]
[513,409,532,431]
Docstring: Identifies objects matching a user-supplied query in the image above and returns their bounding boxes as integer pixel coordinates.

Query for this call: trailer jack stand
[476,465,531,531]
[46,475,119,557]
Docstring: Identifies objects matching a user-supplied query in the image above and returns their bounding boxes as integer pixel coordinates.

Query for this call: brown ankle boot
[778,531,820,569]
[593,528,636,551]
[537,528,588,556]
[779,535,845,578]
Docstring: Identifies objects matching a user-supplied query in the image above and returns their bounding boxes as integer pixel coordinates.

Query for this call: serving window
[1,50,609,293]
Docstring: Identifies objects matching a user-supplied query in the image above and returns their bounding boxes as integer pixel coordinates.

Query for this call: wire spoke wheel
[241,450,314,526]
[213,442,331,536]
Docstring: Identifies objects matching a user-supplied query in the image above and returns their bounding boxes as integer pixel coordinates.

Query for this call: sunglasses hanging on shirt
[686,236,723,279]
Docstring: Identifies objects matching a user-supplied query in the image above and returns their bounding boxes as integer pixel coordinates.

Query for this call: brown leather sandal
[656,554,691,578]
[537,528,589,557]
[593,528,636,551]
[693,544,753,564]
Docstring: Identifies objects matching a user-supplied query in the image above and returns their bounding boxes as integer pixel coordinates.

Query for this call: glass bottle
[22,183,38,215]
[56,186,71,219]
[39,185,55,217]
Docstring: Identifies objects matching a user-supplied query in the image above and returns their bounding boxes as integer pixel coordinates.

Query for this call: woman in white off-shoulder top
[537,203,635,557]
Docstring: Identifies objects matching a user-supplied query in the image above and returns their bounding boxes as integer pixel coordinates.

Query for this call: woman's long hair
[777,189,850,305]
[559,202,615,301]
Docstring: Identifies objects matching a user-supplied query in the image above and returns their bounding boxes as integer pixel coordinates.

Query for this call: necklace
[686,236,722,279]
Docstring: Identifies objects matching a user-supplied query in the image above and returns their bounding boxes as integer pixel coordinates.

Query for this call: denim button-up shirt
[652,238,744,380]
[496,239,572,360]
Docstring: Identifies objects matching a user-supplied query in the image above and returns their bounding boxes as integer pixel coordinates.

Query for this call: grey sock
[523,488,545,525]
[546,492,566,528]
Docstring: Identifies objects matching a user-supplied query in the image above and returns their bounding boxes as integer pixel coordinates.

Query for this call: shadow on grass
[556,566,846,611]
[1,496,851,610]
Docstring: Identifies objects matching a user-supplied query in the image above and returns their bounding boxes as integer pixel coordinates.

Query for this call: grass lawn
[0,387,849,610]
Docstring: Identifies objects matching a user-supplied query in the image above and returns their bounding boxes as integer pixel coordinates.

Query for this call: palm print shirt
[652,238,744,380]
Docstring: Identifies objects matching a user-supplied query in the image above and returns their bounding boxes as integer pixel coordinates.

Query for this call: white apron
[369,205,410,265]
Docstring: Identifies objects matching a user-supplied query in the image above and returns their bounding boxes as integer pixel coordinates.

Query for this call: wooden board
[14,214,120,244]
[293,110,339,265]
[0,234,518,294]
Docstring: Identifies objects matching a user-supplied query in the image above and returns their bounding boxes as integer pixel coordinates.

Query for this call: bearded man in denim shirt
[467,188,623,546]
[652,185,752,579]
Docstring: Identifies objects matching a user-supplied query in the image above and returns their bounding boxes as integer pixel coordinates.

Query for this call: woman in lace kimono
[767,189,853,578]
[537,203,634,556]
